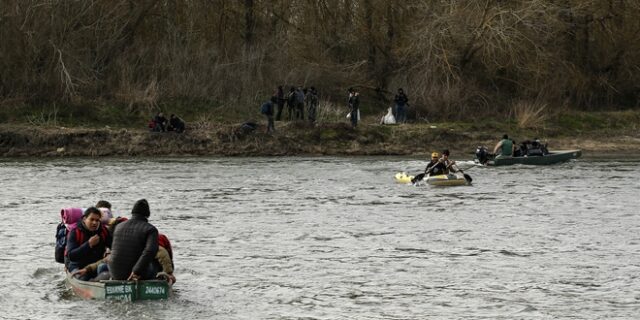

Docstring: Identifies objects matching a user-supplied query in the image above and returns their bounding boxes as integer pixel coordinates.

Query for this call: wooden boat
[65,272,171,301]
[477,149,582,166]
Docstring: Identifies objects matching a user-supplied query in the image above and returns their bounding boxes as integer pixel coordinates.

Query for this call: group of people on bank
[260,86,411,132]
[149,112,186,133]
[63,199,175,284]
[260,86,320,133]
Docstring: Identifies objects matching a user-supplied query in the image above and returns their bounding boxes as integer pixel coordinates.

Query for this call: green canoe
[479,149,582,166]
[65,272,171,301]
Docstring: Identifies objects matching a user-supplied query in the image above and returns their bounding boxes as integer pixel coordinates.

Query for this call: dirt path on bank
[1,123,639,157]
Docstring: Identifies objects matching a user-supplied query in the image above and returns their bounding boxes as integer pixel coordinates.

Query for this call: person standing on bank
[260,96,276,133]
[108,199,160,281]
[306,86,319,123]
[275,85,285,121]
[295,86,305,120]
[286,87,296,121]
[348,87,360,128]
[394,88,409,123]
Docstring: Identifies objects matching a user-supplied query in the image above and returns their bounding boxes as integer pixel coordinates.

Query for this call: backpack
[54,222,67,263]
[260,102,271,115]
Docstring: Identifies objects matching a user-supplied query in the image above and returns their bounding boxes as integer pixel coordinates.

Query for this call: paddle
[411,173,425,184]
[460,170,473,184]
[453,165,472,184]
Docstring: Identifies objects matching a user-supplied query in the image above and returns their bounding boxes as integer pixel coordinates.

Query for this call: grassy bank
[1,109,639,157]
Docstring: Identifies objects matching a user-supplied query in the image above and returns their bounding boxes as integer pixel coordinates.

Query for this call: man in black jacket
[348,87,360,128]
[108,199,160,280]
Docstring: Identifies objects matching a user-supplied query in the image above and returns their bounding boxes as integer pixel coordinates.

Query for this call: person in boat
[426,152,447,176]
[493,134,515,157]
[95,200,114,224]
[519,138,548,156]
[74,232,176,284]
[108,199,161,281]
[66,207,112,281]
[440,149,458,174]
[411,152,445,183]
[529,138,548,155]
[512,140,524,157]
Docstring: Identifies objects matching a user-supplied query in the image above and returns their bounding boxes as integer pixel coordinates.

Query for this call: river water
[0,156,639,319]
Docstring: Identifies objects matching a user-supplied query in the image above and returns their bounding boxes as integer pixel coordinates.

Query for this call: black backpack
[260,102,269,115]
[54,222,67,263]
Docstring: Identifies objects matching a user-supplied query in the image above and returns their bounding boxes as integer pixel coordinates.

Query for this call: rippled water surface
[1,156,639,319]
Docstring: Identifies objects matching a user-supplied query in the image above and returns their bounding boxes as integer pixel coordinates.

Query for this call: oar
[454,166,472,184]
[411,173,425,184]
[461,170,472,184]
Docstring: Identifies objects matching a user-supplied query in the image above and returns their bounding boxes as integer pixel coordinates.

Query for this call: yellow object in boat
[394,172,413,184]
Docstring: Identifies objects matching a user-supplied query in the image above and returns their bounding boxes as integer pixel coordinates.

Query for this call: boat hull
[481,149,582,166]
[65,272,171,301]
[425,174,469,186]
[394,172,469,186]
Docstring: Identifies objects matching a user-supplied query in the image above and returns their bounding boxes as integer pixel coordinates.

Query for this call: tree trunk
[244,0,255,50]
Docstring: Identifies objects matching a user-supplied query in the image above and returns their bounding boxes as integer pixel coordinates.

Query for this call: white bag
[382,107,396,124]
[347,110,360,120]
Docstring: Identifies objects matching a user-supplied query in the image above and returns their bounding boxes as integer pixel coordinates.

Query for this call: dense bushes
[1,0,639,124]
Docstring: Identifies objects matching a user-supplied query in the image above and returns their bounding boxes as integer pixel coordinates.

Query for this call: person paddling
[411,152,446,184]
[442,149,473,184]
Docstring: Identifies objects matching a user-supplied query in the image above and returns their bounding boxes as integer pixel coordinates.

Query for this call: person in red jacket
[66,207,112,280]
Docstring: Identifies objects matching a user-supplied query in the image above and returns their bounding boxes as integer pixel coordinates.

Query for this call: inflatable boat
[424,173,469,186]
[394,172,470,186]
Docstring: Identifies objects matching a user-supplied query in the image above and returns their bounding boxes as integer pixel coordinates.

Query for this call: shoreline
[1,123,639,158]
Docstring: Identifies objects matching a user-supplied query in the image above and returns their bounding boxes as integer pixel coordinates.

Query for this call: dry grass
[26,105,59,127]
[316,99,348,123]
[513,100,547,129]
